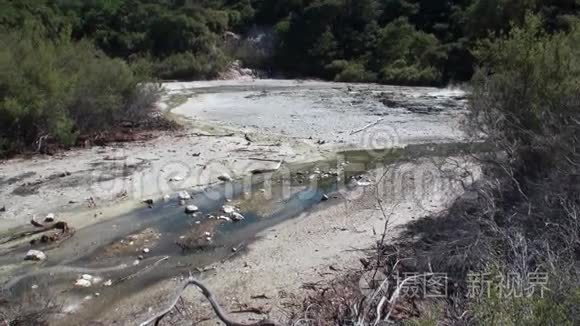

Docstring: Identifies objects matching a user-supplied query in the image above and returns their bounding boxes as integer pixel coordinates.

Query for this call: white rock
[170,176,183,182]
[75,279,92,288]
[218,215,232,222]
[218,173,232,182]
[31,284,39,289]
[163,194,171,202]
[231,212,245,221]
[44,213,55,223]
[222,205,236,214]
[204,232,211,237]
[104,280,113,286]
[81,274,93,281]
[185,205,199,214]
[142,248,150,253]
[25,250,46,261]
[178,191,191,200]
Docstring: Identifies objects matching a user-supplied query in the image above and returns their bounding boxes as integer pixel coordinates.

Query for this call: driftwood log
[139,276,278,326]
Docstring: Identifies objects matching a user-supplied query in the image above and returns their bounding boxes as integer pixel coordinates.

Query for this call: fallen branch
[246,157,284,163]
[251,161,283,174]
[350,118,384,135]
[113,256,169,285]
[139,276,278,326]
[191,132,235,137]
[0,222,70,246]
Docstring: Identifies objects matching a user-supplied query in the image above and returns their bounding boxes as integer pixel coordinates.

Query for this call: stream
[0,80,478,323]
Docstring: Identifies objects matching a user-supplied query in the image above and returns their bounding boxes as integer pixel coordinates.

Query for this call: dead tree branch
[139,276,278,326]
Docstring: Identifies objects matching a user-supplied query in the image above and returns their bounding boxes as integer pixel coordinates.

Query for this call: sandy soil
[0,80,473,324]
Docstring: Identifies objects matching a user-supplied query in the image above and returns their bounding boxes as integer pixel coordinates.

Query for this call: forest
[0,0,579,154]
[2,0,579,83]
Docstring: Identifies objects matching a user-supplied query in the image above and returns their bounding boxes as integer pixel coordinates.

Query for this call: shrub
[0,28,159,156]
[152,51,228,80]
[381,63,441,85]
[375,18,446,85]
[333,61,377,83]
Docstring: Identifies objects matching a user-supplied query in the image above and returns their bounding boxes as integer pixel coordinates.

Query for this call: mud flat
[0,80,476,324]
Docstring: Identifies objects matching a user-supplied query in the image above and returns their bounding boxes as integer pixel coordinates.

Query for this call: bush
[152,51,228,80]
[0,29,159,156]
[375,18,446,85]
[473,273,580,325]
[333,61,377,83]
[381,63,441,85]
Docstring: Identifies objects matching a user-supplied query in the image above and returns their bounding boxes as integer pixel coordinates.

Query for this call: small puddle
[0,141,489,322]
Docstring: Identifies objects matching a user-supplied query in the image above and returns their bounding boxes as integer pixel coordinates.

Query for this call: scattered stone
[81,274,93,281]
[204,232,211,237]
[138,255,144,260]
[205,237,212,242]
[44,213,55,223]
[169,176,184,182]
[195,221,201,224]
[163,194,171,202]
[179,199,186,206]
[95,292,100,297]
[143,199,154,206]
[356,180,372,187]
[321,194,329,201]
[83,295,93,301]
[25,250,46,261]
[222,205,236,214]
[192,152,201,157]
[142,248,150,253]
[259,189,266,193]
[104,280,113,286]
[218,173,232,182]
[133,260,140,266]
[218,215,232,222]
[185,205,199,214]
[231,212,245,221]
[232,247,238,252]
[177,191,191,200]
[0,206,5,212]
[75,279,92,288]
[31,284,39,289]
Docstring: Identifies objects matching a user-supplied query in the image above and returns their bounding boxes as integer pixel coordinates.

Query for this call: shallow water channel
[0,141,485,321]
